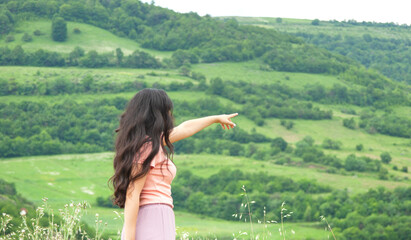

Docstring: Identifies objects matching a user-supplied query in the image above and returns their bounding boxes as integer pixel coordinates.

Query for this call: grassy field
[192,60,354,89]
[1,152,344,239]
[0,20,172,59]
[0,65,189,85]
[226,16,411,40]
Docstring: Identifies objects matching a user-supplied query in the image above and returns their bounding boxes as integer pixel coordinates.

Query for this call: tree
[115,48,124,66]
[11,45,25,65]
[311,19,320,26]
[21,33,32,42]
[345,154,366,172]
[356,144,363,151]
[322,138,342,150]
[0,11,14,35]
[380,152,391,164]
[128,29,137,40]
[378,167,388,180]
[228,142,244,156]
[271,137,287,151]
[209,77,225,95]
[52,17,67,42]
[68,46,85,65]
[343,117,356,129]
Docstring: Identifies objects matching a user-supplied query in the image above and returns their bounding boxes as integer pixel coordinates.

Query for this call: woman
[109,88,238,240]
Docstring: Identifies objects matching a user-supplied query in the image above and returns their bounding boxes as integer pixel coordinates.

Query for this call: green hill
[0,0,410,239]
[227,16,411,84]
[0,20,172,59]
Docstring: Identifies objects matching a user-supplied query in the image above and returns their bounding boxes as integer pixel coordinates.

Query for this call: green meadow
[229,16,411,39]
[192,60,352,88]
[3,150,408,238]
[1,153,339,239]
[0,20,172,59]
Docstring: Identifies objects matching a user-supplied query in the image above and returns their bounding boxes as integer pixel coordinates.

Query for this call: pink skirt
[121,203,176,240]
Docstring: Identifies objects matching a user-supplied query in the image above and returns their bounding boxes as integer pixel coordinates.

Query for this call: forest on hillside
[1,0,407,88]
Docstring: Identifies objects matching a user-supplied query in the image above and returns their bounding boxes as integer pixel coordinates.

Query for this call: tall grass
[1,191,336,240]
[0,198,104,240]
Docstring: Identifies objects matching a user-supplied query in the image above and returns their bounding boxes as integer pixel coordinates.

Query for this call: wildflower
[19,208,28,216]
[95,213,99,217]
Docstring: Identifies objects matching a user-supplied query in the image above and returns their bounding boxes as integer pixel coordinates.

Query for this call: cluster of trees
[327,19,411,28]
[358,111,411,138]
[0,45,161,69]
[294,32,411,84]
[208,78,409,135]
[207,78,333,126]
[341,109,411,139]
[293,136,387,176]
[262,43,354,74]
[173,168,331,204]
[0,95,238,158]
[1,75,408,159]
[174,126,286,158]
[97,168,332,215]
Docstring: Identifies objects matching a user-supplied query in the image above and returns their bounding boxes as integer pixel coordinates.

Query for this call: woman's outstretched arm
[168,113,238,144]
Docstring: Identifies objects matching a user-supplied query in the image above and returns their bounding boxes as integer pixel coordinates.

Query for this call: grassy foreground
[1,152,409,238]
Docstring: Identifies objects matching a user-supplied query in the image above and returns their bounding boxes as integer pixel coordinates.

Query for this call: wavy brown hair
[109,88,174,208]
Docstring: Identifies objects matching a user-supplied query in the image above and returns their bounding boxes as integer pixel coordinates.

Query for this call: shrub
[21,33,32,42]
[380,152,392,164]
[378,168,389,180]
[356,144,363,151]
[33,30,44,36]
[343,117,356,129]
[73,28,81,34]
[52,17,67,42]
[322,138,342,150]
[312,19,320,25]
[5,35,14,42]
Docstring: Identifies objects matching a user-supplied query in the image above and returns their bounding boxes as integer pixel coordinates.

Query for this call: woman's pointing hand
[216,113,238,130]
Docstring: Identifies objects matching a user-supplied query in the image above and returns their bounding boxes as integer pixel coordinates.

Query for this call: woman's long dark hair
[109,88,174,208]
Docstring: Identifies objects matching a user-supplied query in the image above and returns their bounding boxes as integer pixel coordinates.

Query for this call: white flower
[19,209,27,216]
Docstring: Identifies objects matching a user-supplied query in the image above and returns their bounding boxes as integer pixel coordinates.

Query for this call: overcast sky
[142,0,411,25]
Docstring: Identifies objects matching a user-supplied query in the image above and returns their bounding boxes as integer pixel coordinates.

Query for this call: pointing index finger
[229,113,239,118]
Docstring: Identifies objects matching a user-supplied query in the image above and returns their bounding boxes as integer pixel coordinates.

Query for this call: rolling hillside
[228,16,411,84]
[1,1,410,239]
[0,20,172,59]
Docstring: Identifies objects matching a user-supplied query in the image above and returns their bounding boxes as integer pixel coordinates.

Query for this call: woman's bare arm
[123,164,148,240]
[167,113,238,144]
